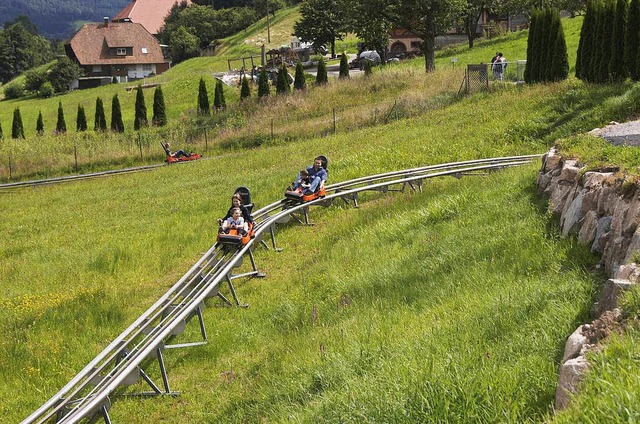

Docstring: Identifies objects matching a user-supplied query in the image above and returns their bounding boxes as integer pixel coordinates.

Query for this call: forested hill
[1,0,130,39]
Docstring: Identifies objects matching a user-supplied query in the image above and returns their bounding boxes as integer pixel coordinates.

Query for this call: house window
[117,48,127,56]
[141,47,148,54]
[92,65,102,73]
[143,64,152,71]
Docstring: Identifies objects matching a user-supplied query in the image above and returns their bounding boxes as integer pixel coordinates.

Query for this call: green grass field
[2,12,640,423]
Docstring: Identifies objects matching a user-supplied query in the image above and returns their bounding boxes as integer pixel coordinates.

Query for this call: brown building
[113,0,192,35]
[65,19,170,88]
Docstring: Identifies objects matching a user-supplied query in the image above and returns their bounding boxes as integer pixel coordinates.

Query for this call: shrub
[36,111,44,136]
[76,105,87,132]
[4,83,24,99]
[12,108,25,139]
[39,82,54,98]
[134,85,148,130]
[111,94,125,132]
[197,77,210,116]
[240,76,251,101]
[316,57,328,85]
[24,69,47,93]
[276,64,290,95]
[56,102,67,133]
[258,68,270,98]
[294,60,307,91]
[339,53,349,78]
[94,97,107,131]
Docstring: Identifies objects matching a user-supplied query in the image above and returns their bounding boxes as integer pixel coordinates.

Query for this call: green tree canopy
[0,22,53,83]
[49,57,82,93]
[293,0,348,58]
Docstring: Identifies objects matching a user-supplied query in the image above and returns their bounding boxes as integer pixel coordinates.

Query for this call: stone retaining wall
[537,147,640,410]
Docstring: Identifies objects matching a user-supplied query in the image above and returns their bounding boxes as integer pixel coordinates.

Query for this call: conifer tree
[339,52,349,78]
[134,85,147,130]
[213,79,226,110]
[94,97,107,131]
[576,1,596,80]
[276,64,290,95]
[626,0,640,80]
[549,10,570,81]
[316,57,328,85]
[76,105,87,132]
[589,1,605,82]
[599,2,616,82]
[258,68,270,98]
[12,108,25,139]
[534,9,550,82]
[56,102,66,134]
[364,59,373,76]
[294,61,306,91]
[524,9,539,83]
[240,75,251,101]
[610,0,628,81]
[152,86,167,126]
[197,77,210,115]
[111,94,125,132]
[36,111,44,136]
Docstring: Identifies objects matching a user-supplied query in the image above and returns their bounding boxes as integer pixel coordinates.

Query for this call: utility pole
[266,0,271,44]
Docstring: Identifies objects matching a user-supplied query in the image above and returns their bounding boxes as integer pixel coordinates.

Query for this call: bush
[4,83,24,99]
[24,69,47,93]
[39,82,54,98]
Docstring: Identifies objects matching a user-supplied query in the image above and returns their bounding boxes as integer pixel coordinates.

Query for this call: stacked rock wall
[537,147,640,410]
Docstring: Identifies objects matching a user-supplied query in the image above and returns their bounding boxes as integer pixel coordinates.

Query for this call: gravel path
[589,120,640,146]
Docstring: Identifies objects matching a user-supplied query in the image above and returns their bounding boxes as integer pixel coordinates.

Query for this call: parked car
[358,50,381,69]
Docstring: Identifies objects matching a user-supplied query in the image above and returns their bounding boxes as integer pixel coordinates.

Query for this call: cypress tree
[12,108,25,139]
[276,64,290,95]
[36,111,44,136]
[339,52,349,78]
[626,0,640,80]
[152,86,167,126]
[294,60,307,91]
[543,10,558,80]
[111,94,125,132]
[364,59,374,76]
[94,97,107,131]
[76,105,87,132]
[257,68,270,98]
[240,75,251,101]
[213,79,226,110]
[599,2,616,82]
[316,57,328,85]
[535,9,551,82]
[134,85,147,130]
[56,102,66,134]
[549,10,570,81]
[589,1,605,82]
[609,0,628,81]
[576,1,595,80]
[524,9,539,83]
[197,77,210,116]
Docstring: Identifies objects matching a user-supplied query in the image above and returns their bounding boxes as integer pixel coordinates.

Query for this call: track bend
[22,154,540,424]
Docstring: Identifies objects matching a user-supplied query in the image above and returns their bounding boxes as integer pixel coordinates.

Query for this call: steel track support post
[139,368,163,394]
[248,249,266,278]
[226,274,248,308]
[100,405,112,424]
[217,292,233,306]
[269,225,282,251]
[157,348,171,393]
[196,306,207,341]
[303,206,310,225]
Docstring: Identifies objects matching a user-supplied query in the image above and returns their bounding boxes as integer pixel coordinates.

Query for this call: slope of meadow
[2,14,640,423]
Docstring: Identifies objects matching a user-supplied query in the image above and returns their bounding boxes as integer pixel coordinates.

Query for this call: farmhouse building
[113,0,192,36]
[65,19,170,88]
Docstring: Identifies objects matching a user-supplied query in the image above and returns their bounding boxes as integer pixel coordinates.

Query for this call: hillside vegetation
[2,12,640,423]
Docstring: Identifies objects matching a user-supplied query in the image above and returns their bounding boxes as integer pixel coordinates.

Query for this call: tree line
[575,0,640,83]
[2,85,166,139]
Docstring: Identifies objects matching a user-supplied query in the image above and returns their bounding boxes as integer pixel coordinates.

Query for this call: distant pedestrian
[492,52,506,81]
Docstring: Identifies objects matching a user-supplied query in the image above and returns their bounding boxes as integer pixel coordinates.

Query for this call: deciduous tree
[293,0,347,58]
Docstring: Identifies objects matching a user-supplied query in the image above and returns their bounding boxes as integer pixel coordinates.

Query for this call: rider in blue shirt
[292,156,327,194]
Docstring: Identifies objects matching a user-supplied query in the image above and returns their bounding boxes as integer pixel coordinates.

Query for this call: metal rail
[21,155,540,424]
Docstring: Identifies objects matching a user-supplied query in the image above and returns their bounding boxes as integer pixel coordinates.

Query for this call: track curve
[21,154,541,423]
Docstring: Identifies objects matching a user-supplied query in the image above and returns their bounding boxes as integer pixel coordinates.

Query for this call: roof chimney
[103,17,109,27]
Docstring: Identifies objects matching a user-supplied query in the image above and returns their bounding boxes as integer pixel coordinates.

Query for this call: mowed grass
[3,13,640,423]
[1,74,606,422]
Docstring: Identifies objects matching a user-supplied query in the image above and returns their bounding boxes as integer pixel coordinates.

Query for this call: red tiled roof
[113,0,192,35]
[65,22,167,66]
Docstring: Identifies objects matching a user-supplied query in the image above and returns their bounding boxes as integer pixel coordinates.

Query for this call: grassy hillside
[2,13,640,423]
